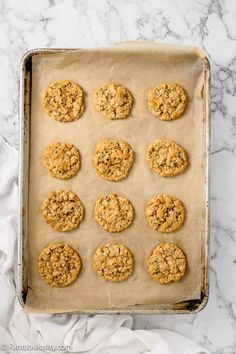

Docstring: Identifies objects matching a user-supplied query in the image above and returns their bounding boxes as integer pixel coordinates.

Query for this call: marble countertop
[1,0,236,353]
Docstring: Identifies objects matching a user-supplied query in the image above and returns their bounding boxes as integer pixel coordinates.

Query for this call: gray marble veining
[1,0,236,352]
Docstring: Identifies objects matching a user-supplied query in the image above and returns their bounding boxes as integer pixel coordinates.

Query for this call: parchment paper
[26,41,207,312]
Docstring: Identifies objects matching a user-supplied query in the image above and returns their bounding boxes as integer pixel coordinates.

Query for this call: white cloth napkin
[0,136,210,354]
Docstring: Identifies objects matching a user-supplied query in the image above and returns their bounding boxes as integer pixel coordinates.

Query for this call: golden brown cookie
[42,80,85,122]
[148,83,187,120]
[38,243,81,287]
[147,242,186,284]
[94,193,134,232]
[93,243,134,282]
[147,139,188,177]
[41,190,84,232]
[42,142,80,180]
[146,195,185,233]
[94,139,134,181]
[94,82,133,119]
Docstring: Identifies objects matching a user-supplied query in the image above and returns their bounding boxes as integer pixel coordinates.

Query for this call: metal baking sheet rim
[17,48,210,314]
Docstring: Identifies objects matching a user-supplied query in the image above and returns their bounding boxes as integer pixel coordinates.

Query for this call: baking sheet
[26,41,207,312]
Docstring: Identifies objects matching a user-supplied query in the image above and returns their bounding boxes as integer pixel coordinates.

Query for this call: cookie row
[38,242,187,287]
[41,191,185,234]
[42,139,188,181]
[43,80,188,122]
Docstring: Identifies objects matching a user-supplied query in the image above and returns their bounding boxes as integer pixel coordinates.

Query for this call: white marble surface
[0,0,236,352]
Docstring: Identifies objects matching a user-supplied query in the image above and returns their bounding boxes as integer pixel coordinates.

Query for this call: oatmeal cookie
[147,139,188,177]
[41,190,84,232]
[94,139,134,181]
[147,242,186,284]
[93,243,134,282]
[42,142,80,180]
[94,82,133,119]
[146,195,185,233]
[42,80,85,122]
[94,193,134,232]
[38,243,81,287]
[148,83,187,120]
